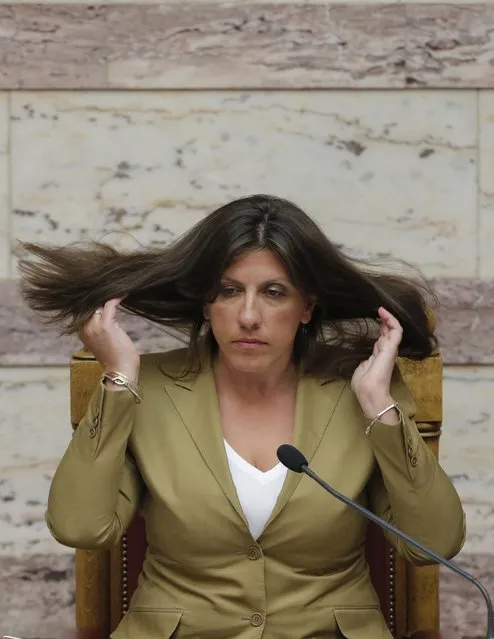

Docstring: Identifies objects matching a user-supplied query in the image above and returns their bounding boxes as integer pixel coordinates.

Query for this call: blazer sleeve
[45,381,143,550]
[367,368,466,565]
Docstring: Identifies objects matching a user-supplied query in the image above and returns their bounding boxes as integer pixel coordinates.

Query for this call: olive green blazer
[46,349,465,639]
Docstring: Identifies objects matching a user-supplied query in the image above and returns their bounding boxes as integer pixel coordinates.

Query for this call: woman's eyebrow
[221,276,291,286]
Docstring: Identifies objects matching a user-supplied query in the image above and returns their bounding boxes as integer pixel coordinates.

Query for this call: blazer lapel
[162,364,248,528]
[159,352,347,536]
[262,375,346,531]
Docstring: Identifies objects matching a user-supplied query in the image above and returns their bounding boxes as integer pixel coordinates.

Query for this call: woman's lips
[233,339,267,349]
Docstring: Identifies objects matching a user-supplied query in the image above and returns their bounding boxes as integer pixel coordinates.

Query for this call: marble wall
[1,3,494,638]
[7,90,477,276]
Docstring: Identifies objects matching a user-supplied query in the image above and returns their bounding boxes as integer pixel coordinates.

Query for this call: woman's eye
[220,286,238,297]
[266,288,284,297]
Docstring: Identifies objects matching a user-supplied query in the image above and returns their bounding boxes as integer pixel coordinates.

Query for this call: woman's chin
[222,350,272,374]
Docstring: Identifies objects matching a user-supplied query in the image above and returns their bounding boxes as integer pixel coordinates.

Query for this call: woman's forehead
[222,249,290,279]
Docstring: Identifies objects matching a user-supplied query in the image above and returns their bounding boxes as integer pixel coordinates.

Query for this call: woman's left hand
[351,307,403,419]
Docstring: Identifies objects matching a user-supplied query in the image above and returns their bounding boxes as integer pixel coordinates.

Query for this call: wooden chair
[68,342,448,639]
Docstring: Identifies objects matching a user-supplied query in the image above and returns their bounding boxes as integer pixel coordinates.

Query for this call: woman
[19,194,465,639]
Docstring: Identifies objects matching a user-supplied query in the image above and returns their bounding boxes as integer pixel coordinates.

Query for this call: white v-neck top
[224,439,287,540]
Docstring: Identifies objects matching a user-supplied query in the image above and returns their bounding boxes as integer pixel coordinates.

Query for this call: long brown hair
[18,194,437,378]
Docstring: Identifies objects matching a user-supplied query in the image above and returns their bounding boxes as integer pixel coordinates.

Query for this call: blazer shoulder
[140,348,189,379]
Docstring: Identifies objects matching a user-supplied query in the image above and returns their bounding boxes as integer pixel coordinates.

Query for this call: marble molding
[2,0,491,4]
[0,277,183,365]
[405,4,494,88]
[0,94,8,278]
[7,90,478,278]
[0,4,493,89]
[0,553,75,638]
[105,3,407,89]
[1,277,494,365]
[432,278,494,366]
[479,92,494,279]
[0,4,107,89]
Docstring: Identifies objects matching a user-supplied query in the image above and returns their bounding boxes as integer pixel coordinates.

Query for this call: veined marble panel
[405,4,494,88]
[0,4,107,89]
[479,91,494,279]
[0,0,489,4]
[0,4,492,90]
[0,552,75,638]
[0,367,72,556]
[0,93,8,277]
[106,3,343,89]
[10,90,477,278]
[106,3,406,89]
[1,0,489,3]
[432,278,494,365]
[440,555,494,638]
[442,367,494,555]
[0,277,182,365]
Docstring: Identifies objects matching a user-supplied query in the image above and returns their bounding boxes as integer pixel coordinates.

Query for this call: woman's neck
[213,354,298,402]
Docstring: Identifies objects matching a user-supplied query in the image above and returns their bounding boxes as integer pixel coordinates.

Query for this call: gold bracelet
[101,371,142,404]
[364,402,398,437]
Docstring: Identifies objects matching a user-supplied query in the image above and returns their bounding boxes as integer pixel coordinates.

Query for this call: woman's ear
[301,296,316,324]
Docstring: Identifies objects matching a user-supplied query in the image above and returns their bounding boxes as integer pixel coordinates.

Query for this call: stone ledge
[1,277,493,365]
[0,552,75,638]
[0,4,493,89]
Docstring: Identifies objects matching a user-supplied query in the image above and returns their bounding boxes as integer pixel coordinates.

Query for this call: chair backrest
[70,346,443,639]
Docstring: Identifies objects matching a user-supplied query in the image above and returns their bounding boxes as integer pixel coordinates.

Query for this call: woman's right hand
[77,297,140,381]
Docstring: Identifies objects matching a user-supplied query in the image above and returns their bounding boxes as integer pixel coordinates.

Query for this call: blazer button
[250,613,264,627]
[88,426,97,439]
[410,455,418,467]
[247,546,261,560]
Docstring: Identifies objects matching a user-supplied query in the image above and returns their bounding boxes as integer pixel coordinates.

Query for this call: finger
[80,309,102,336]
[376,315,390,341]
[378,321,389,340]
[378,307,402,332]
[377,322,388,342]
[101,297,123,323]
[377,308,394,329]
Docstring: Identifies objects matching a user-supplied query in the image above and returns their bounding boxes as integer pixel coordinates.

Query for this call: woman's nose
[238,297,261,329]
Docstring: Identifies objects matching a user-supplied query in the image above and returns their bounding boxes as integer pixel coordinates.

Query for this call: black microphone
[277,443,494,639]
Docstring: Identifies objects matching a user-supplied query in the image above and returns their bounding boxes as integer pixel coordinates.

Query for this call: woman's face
[206,249,314,375]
